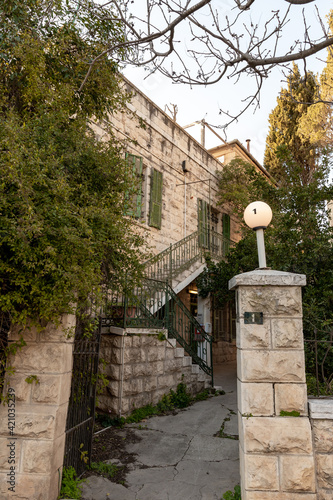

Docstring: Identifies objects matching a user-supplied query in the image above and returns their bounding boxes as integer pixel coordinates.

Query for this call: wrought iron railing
[64,316,101,476]
[102,278,213,384]
[145,230,234,281]
[304,324,333,397]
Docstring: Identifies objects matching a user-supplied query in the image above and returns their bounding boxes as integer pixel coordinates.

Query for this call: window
[149,168,163,229]
[125,153,143,218]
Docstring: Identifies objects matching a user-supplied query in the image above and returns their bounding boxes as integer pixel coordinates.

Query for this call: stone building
[93,77,272,412]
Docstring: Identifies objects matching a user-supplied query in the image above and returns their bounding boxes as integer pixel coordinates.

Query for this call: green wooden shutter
[149,168,163,229]
[198,199,208,247]
[222,213,231,254]
[125,153,143,218]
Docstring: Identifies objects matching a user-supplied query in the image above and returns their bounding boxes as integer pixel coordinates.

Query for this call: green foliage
[79,443,89,464]
[125,404,159,423]
[193,389,210,401]
[298,11,333,148]
[222,485,241,500]
[126,382,192,422]
[89,461,119,479]
[279,411,300,417]
[216,158,276,219]
[97,382,211,427]
[1,335,26,404]
[306,373,333,397]
[25,375,39,385]
[59,466,84,500]
[242,413,253,419]
[0,1,146,330]
[263,63,320,185]
[201,106,333,385]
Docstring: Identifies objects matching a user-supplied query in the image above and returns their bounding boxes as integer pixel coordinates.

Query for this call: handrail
[145,229,234,281]
[102,278,213,384]
[164,281,213,384]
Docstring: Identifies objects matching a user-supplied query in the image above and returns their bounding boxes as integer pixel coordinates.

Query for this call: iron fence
[63,315,101,476]
[304,325,333,397]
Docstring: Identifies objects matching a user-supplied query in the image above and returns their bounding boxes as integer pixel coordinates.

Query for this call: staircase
[103,230,234,387]
[145,229,233,289]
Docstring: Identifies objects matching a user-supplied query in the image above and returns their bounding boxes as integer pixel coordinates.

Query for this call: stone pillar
[0,316,75,500]
[229,270,317,500]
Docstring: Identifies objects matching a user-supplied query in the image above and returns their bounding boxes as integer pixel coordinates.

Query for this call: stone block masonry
[212,340,236,365]
[309,399,333,499]
[0,315,75,500]
[97,328,211,417]
[229,270,318,499]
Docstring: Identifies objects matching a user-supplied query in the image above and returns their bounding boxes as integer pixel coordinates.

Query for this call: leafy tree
[263,64,319,185]
[0,1,146,329]
[298,11,333,149]
[198,150,333,392]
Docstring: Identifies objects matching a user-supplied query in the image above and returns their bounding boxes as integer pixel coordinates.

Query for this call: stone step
[191,364,199,374]
[205,380,212,389]
[197,369,207,382]
[166,338,177,348]
[174,347,184,358]
[183,356,192,367]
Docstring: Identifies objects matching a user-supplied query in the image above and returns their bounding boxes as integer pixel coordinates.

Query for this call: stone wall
[91,78,243,255]
[212,340,236,365]
[230,270,318,500]
[97,328,210,417]
[309,399,333,499]
[0,316,75,500]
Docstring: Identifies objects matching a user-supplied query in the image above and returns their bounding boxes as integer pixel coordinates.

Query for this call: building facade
[93,77,270,363]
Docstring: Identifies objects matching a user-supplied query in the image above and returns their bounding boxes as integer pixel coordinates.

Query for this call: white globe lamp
[244,201,272,268]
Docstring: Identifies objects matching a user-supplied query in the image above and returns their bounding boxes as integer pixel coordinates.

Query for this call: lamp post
[244,201,272,269]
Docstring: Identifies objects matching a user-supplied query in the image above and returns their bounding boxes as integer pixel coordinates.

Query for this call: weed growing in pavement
[216,410,239,440]
[222,484,241,499]
[96,382,216,428]
[59,466,84,499]
[126,404,159,423]
[89,461,120,479]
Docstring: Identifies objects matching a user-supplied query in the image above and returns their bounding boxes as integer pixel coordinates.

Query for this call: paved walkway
[79,363,239,500]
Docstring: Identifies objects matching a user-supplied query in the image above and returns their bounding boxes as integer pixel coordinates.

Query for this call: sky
[123,0,332,166]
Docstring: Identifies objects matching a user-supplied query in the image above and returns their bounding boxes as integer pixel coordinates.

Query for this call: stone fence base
[309,399,333,499]
[212,340,236,365]
[97,328,211,417]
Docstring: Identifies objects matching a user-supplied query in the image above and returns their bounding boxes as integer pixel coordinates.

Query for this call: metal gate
[63,315,101,476]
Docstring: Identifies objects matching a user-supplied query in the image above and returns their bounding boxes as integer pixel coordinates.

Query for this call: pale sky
[123,0,332,166]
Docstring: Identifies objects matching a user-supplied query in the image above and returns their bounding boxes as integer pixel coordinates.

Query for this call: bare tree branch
[285,0,315,4]
[71,0,333,126]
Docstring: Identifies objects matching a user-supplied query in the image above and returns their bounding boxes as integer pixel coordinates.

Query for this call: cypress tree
[263,64,319,186]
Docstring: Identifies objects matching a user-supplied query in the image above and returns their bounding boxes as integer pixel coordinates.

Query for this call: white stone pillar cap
[229,269,306,290]
[308,399,333,419]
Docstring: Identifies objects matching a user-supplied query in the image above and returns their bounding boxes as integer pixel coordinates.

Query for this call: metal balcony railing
[145,229,234,282]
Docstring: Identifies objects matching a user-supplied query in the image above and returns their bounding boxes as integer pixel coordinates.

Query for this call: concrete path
[79,363,239,500]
